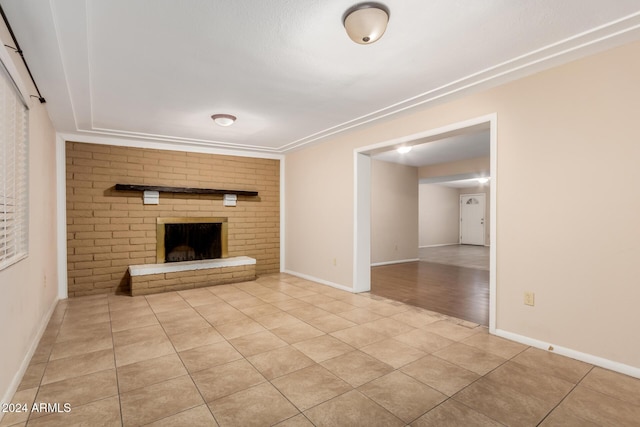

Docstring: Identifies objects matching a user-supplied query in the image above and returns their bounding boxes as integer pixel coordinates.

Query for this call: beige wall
[285,40,640,368]
[371,160,418,264]
[285,142,353,283]
[419,184,459,247]
[419,157,492,246]
[459,185,491,245]
[66,142,280,296]
[419,156,490,179]
[0,28,59,408]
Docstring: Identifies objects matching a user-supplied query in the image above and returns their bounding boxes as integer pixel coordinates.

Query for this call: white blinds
[0,62,28,271]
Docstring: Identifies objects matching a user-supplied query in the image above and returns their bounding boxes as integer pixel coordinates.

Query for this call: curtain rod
[0,5,45,103]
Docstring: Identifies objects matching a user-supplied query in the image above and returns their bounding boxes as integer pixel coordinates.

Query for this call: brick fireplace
[125,215,257,296]
[65,141,280,297]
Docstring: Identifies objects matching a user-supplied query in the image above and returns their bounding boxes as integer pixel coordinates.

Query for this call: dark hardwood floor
[371,261,489,325]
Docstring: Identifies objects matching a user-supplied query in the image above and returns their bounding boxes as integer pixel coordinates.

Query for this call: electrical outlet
[524,292,535,306]
[394,244,398,251]
[332,258,337,266]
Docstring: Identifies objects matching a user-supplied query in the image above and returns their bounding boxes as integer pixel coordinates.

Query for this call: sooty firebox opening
[157,217,228,263]
[164,223,221,262]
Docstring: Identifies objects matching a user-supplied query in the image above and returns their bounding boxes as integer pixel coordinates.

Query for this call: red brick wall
[65,141,280,296]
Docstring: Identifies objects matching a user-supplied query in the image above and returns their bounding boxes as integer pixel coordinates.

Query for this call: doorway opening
[354,114,497,332]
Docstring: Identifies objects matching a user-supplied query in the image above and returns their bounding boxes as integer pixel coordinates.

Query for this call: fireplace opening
[165,223,221,262]
[157,217,228,263]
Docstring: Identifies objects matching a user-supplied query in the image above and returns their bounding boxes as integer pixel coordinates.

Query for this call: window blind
[0,60,28,271]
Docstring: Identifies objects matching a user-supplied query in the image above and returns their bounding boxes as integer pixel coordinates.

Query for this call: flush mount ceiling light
[397,146,412,154]
[343,3,390,44]
[477,177,490,184]
[211,114,237,127]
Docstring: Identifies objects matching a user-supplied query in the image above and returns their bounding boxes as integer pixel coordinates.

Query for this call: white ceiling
[372,129,490,167]
[3,1,640,154]
[437,178,490,189]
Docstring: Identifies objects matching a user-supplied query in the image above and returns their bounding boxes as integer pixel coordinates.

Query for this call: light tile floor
[419,245,490,270]
[2,274,640,426]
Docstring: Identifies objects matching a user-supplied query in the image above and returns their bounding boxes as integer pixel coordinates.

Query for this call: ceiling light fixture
[397,146,411,154]
[343,3,390,45]
[477,177,489,184]
[211,114,237,127]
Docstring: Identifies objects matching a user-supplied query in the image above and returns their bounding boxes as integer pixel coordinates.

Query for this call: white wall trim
[58,132,284,161]
[0,297,58,413]
[371,258,419,267]
[419,243,459,248]
[488,115,497,333]
[495,329,640,380]
[55,134,68,299]
[284,270,355,293]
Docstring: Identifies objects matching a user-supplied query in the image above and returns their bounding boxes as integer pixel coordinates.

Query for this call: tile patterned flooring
[2,274,640,426]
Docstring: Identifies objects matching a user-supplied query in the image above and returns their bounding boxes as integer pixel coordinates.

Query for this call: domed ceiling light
[343,3,390,45]
[211,114,237,127]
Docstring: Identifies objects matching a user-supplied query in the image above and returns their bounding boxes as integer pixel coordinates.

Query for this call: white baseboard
[494,329,640,380]
[283,270,355,293]
[419,243,459,248]
[1,297,59,410]
[371,258,419,267]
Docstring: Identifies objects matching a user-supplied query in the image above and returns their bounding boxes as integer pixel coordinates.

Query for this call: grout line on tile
[108,300,125,427]
[11,275,640,427]
[534,375,585,426]
[23,300,68,426]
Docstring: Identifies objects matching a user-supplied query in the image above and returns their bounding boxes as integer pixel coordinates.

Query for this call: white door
[460,194,485,245]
